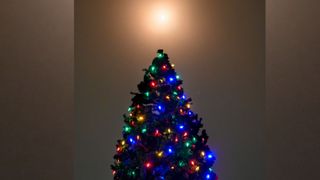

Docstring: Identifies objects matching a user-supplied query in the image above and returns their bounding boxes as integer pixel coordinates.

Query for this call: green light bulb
[141,128,147,133]
[192,137,197,143]
[145,92,149,97]
[157,53,163,58]
[124,126,131,132]
[173,91,178,96]
[179,161,186,167]
[185,141,191,147]
[176,75,180,79]
[150,66,156,73]
[128,107,132,112]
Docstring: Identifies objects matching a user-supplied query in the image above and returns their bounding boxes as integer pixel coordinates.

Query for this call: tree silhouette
[111,50,217,180]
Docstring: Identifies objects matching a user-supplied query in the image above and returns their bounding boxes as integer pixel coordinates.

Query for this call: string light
[179,125,184,129]
[206,174,211,179]
[185,141,191,147]
[165,95,170,100]
[195,166,200,171]
[145,162,152,168]
[137,115,145,122]
[171,64,175,68]
[121,140,125,146]
[168,147,173,154]
[150,81,157,88]
[167,128,171,133]
[155,129,160,136]
[145,92,150,97]
[192,137,197,143]
[150,66,156,73]
[116,147,121,152]
[186,103,191,108]
[124,126,131,133]
[157,151,163,158]
[141,128,147,133]
[162,65,167,70]
[201,151,206,157]
[190,160,195,166]
[128,107,132,112]
[183,132,188,137]
[176,75,180,79]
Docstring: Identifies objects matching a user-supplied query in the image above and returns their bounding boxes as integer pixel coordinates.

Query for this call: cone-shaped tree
[111,50,217,180]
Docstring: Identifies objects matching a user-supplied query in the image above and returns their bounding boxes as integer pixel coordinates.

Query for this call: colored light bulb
[185,141,190,147]
[167,128,171,133]
[183,132,188,137]
[150,66,156,73]
[124,126,131,132]
[195,166,200,171]
[179,125,184,129]
[176,75,180,79]
[145,162,152,168]
[145,92,150,97]
[165,95,170,100]
[190,160,195,166]
[141,128,147,133]
[168,147,173,153]
[162,65,167,70]
[150,81,156,88]
[137,115,144,122]
[169,77,174,82]
[201,151,206,157]
[208,154,213,159]
[157,151,163,157]
[192,137,197,143]
[186,103,191,108]
[121,140,125,145]
[157,53,163,58]
[128,107,132,112]
[171,64,175,68]
[182,95,186,99]
[206,174,210,179]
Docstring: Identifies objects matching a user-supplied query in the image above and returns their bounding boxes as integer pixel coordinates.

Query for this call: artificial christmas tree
[111,50,217,180]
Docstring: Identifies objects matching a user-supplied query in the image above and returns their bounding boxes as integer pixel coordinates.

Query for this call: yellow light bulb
[186,103,191,108]
[121,140,125,146]
[157,151,163,158]
[138,115,145,122]
[201,151,205,157]
[195,166,200,171]
[167,128,171,133]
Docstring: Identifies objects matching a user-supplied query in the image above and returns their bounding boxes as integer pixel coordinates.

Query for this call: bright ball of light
[157,10,169,24]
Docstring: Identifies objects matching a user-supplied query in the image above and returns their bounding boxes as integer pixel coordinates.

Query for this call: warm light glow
[156,9,170,25]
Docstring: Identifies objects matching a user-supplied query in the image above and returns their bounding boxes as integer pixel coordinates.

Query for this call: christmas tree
[111,50,217,180]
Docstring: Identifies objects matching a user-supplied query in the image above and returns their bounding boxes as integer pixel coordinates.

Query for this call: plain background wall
[75,1,265,180]
[266,0,320,179]
[0,0,73,179]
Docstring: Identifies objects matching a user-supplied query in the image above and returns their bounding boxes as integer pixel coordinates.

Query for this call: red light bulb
[145,162,152,168]
[162,65,167,70]
[150,81,156,88]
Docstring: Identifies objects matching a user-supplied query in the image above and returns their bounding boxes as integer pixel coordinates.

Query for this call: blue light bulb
[168,148,173,153]
[206,174,210,179]
[169,77,174,82]
[179,125,184,129]
[208,154,213,159]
